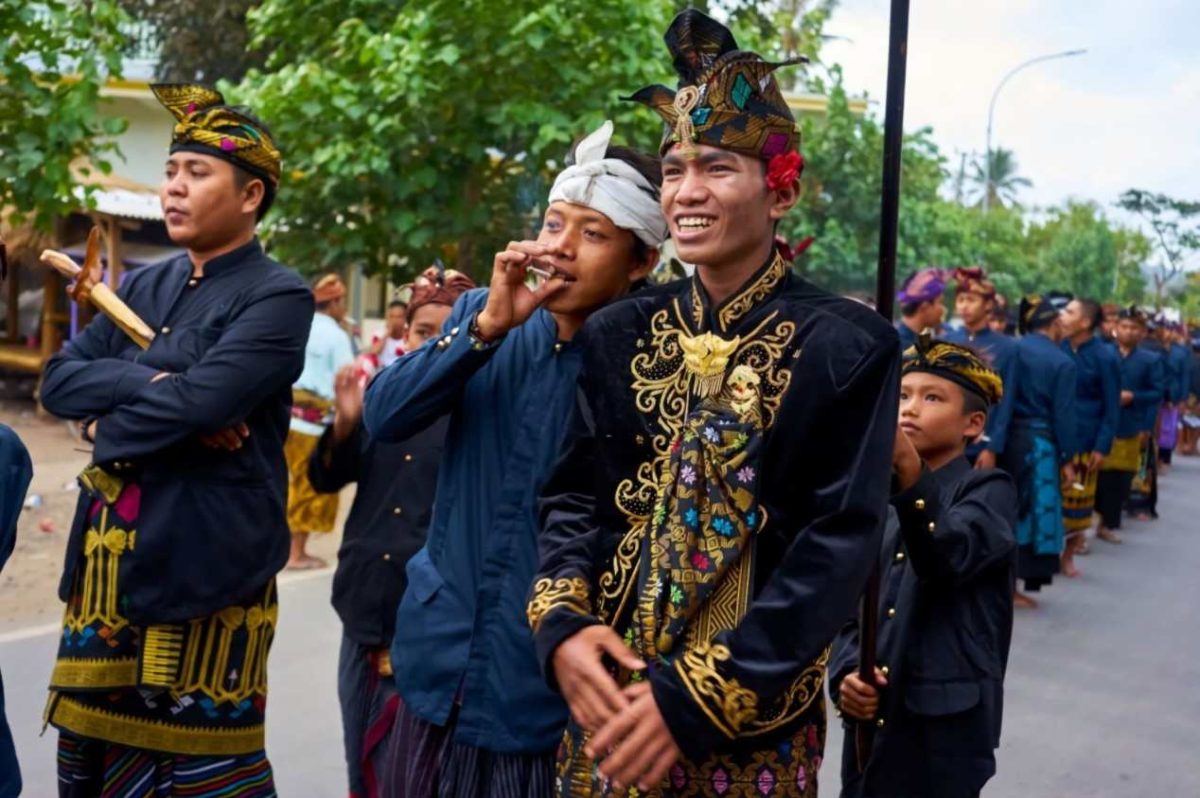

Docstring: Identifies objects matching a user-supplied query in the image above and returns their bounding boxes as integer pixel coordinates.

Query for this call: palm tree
[969,148,1033,209]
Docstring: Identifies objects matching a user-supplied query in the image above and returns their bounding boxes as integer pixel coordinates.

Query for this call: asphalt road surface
[4,456,1199,796]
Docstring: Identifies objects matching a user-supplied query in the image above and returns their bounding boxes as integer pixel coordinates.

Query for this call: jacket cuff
[648,642,756,761]
[527,577,598,689]
[891,465,941,536]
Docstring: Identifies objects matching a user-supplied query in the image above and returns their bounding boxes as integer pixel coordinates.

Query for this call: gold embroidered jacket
[528,251,901,760]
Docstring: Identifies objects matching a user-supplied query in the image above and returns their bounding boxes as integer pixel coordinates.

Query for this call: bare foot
[1133,513,1151,522]
[1014,592,1039,609]
[1061,557,1081,578]
[1076,538,1091,555]
[1097,527,1123,544]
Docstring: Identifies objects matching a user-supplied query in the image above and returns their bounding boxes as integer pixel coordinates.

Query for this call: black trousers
[1096,470,1134,529]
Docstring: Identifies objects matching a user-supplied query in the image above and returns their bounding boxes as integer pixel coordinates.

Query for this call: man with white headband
[362,121,665,798]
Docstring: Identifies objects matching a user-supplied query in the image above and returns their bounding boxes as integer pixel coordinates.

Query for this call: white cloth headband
[547,121,668,247]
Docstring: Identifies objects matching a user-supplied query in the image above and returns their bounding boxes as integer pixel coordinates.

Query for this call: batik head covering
[1018,294,1064,335]
[313,274,346,304]
[547,121,669,247]
[897,268,947,306]
[1118,305,1147,325]
[152,84,282,190]
[902,334,1004,406]
[406,263,477,317]
[627,9,804,163]
[952,266,997,300]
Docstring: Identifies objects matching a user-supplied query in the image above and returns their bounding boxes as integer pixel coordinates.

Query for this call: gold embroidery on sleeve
[527,577,593,633]
[674,642,759,738]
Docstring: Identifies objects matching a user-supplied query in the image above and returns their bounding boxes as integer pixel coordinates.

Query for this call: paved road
[4,457,1199,796]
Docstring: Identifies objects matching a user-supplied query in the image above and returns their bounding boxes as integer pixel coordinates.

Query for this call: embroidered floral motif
[526,577,592,633]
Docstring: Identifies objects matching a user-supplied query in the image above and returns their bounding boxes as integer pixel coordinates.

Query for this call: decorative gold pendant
[679,331,740,398]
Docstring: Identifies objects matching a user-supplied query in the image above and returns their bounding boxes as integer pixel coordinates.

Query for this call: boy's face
[898,371,986,460]
[916,298,945,330]
[954,292,992,329]
[535,201,656,317]
[660,143,796,268]
[1115,319,1143,348]
[405,302,452,351]
[1059,300,1087,339]
[386,304,408,338]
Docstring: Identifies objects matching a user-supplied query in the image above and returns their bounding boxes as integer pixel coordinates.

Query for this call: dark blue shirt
[1,426,32,798]
[1115,346,1165,437]
[1168,343,1191,405]
[1062,335,1121,455]
[40,239,313,623]
[896,320,919,352]
[944,326,1018,454]
[1010,332,1078,461]
[363,289,578,754]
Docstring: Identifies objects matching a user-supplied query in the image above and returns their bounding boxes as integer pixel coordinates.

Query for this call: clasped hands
[552,626,682,792]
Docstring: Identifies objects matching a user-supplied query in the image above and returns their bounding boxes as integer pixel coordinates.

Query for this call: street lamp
[983,48,1087,214]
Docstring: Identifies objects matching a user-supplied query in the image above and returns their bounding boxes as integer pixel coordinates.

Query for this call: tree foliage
[235,0,677,280]
[118,0,265,83]
[1115,189,1200,305]
[0,0,129,229]
[969,147,1032,209]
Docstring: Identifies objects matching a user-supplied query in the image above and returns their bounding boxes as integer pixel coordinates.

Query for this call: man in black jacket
[310,267,474,798]
[40,83,312,793]
[831,337,1017,798]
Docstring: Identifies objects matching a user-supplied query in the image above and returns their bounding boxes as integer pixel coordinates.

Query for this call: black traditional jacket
[310,417,448,647]
[40,239,313,623]
[829,457,1017,797]
[528,251,900,761]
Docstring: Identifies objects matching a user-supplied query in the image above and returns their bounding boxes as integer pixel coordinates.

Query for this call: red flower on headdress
[766,150,804,191]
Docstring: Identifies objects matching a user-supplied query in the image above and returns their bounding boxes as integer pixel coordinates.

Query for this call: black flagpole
[857,0,912,774]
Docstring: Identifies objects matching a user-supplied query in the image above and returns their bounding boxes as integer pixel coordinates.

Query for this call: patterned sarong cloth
[1004,420,1063,591]
[45,467,278,769]
[57,730,276,797]
[1158,405,1180,452]
[1100,436,1141,473]
[285,427,339,534]
[1062,452,1099,536]
[339,636,400,798]
[1126,434,1158,516]
[382,698,555,798]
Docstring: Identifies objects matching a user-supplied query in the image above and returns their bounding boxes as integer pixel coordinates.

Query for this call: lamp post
[983,48,1086,214]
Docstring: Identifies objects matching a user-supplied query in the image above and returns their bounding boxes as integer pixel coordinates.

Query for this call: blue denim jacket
[364,290,577,754]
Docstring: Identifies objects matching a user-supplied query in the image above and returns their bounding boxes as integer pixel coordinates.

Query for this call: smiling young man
[39,84,312,795]
[526,11,899,797]
[361,121,666,798]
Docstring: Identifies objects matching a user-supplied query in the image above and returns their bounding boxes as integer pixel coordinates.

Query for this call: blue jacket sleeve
[363,290,498,444]
[1094,351,1121,455]
[1054,359,1079,461]
[92,283,314,464]
[1135,356,1166,407]
[40,275,164,419]
[985,344,1017,454]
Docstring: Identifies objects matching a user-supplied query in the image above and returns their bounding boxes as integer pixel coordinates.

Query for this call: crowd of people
[0,8,1198,798]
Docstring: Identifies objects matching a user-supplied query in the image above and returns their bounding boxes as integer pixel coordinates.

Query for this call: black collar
[687,247,790,333]
[197,238,263,279]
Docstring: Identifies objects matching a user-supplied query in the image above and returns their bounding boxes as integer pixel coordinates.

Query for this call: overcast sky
[818,0,1200,216]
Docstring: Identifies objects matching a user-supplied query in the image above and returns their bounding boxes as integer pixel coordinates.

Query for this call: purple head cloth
[896,268,946,305]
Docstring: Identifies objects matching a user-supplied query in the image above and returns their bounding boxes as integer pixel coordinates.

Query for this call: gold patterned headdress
[902,334,1004,406]
[627,9,804,160]
[151,83,282,189]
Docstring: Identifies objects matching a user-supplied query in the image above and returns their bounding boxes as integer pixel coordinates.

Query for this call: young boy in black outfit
[830,336,1017,798]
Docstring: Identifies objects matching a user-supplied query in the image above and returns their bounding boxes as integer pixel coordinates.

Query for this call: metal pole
[858,0,910,774]
[982,49,1086,214]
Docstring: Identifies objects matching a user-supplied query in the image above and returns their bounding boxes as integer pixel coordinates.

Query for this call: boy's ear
[964,410,988,441]
[628,246,659,284]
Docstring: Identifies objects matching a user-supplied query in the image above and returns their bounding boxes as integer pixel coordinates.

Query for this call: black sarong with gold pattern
[45,466,276,757]
[528,250,901,798]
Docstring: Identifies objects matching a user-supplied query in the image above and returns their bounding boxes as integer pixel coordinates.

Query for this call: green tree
[0,0,129,229]
[234,0,675,280]
[1116,189,1200,306]
[118,0,266,83]
[970,147,1032,210]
